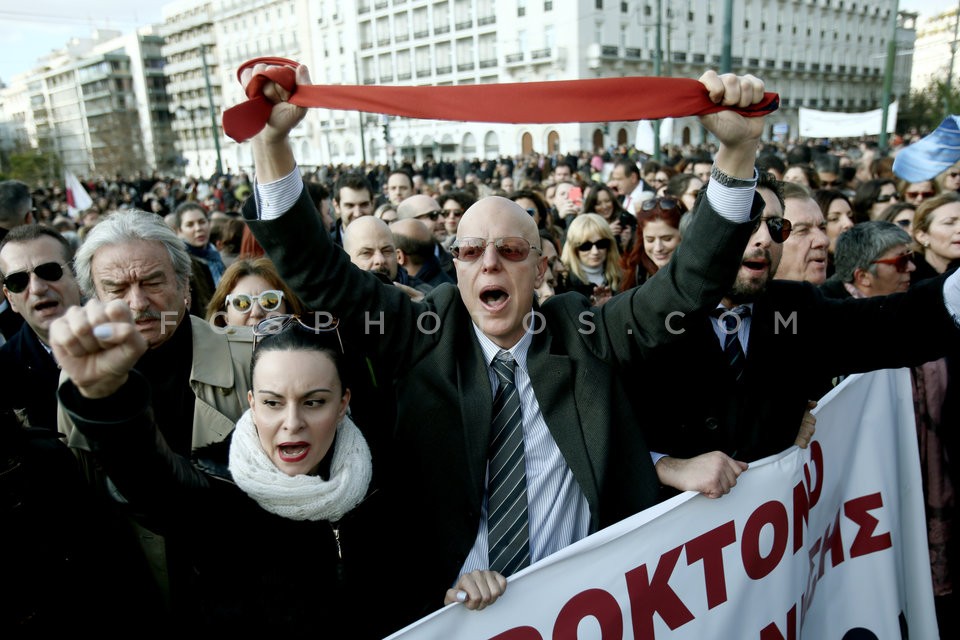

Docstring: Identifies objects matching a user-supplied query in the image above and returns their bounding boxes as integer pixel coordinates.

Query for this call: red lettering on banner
[801,539,821,618]
[803,441,824,509]
[625,545,695,639]
[553,589,623,640]
[791,480,809,554]
[844,492,892,558]
[489,627,543,640]
[741,501,789,580]
[684,521,737,609]
[819,509,845,578]
[759,603,797,640]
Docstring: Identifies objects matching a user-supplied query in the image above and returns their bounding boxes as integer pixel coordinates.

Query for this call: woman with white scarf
[55,304,504,634]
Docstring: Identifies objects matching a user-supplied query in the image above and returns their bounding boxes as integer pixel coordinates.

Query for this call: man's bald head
[391,217,433,244]
[397,194,441,220]
[343,215,399,279]
[458,196,541,249]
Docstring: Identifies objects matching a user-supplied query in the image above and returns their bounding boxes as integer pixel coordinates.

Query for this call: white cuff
[705,168,758,224]
[255,167,303,220]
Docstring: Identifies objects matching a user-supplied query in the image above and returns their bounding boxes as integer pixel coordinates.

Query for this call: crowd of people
[1,64,959,636]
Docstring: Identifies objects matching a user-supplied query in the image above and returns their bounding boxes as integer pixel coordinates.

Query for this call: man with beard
[641,171,960,500]
[57,209,253,623]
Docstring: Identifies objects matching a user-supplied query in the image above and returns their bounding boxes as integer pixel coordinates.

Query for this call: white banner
[389,369,937,640]
[798,103,898,138]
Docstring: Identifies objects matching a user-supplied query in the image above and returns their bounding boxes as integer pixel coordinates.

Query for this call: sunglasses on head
[451,237,540,262]
[871,252,914,273]
[2,262,66,294]
[875,192,900,203]
[416,210,442,221]
[226,290,284,313]
[253,314,343,351]
[641,197,679,212]
[577,238,612,252]
[905,190,935,200]
[754,216,793,243]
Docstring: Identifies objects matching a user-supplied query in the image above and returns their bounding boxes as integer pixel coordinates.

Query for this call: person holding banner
[239,60,769,629]
[637,172,960,501]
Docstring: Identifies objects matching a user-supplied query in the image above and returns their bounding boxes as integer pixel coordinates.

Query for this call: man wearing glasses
[236,62,769,625]
[397,193,456,281]
[636,172,960,500]
[0,225,82,431]
[0,179,35,341]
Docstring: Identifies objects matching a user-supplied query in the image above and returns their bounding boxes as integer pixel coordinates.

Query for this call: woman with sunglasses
[897,178,939,206]
[620,197,686,289]
[912,192,960,284]
[852,178,900,222]
[205,257,304,328]
[878,202,918,236]
[936,161,960,194]
[582,182,636,254]
[557,213,623,306]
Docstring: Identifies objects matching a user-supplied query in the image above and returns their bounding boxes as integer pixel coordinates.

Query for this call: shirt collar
[472,315,535,372]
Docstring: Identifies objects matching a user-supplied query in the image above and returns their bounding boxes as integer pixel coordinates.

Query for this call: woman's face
[178,209,210,248]
[870,183,900,219]
[918,202,960,267]
[903,181,935,205]
[681,178,704,212]
[576,235,609,269]
[225,275,288,327]
[825,198,855,254]
[642,219,682,268]
[893,208,915,235]
[514,197,541,226]
[248,349,350,477]
[593,190,615,219]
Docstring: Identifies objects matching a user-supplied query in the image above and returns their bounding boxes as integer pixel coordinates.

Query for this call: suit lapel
[527,328,600,514]
[456,325,494,486]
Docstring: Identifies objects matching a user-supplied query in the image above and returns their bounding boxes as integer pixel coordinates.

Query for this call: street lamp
[175,106,201,176]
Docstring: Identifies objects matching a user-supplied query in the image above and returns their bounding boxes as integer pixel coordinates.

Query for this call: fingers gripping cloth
[223,57,780,143]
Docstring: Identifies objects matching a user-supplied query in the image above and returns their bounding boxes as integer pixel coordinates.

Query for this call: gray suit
[244,188,760,623]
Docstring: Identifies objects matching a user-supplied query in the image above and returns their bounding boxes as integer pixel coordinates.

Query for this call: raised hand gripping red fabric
[222,57,779,144]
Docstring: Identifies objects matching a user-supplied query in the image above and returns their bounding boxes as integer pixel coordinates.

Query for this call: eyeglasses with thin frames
[871,252,914,273]
[1,262,67,294]
[450,237,541,262]
[252,314,344,351]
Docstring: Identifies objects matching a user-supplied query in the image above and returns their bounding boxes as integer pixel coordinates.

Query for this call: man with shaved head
[397,193,456,281]
[238,61,769,629]
[342,214,430,294]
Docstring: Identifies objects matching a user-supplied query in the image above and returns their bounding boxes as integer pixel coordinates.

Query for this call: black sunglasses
[754,216,792,243]
[253,313,343,351]
[875,192,900,204]
[415,210,442,221]
[577,238,612,252]
[641,197,679,212]
[2,262,67,294]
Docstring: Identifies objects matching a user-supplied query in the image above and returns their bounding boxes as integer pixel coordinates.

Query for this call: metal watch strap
[710,165,758,188]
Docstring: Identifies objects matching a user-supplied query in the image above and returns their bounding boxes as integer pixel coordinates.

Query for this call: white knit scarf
[228,408,373,522]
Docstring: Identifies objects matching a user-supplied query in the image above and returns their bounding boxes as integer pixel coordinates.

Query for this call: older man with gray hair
[55,209,252,620]
[821,220,915,299]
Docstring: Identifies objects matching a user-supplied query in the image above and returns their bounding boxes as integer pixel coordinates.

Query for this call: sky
[0,0,954,84]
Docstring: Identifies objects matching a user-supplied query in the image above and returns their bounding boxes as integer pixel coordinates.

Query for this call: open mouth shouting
[479,285,510,312]
[278,441,310,463]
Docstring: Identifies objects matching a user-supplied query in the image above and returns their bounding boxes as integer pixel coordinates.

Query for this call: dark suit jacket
[244,187,760,620]
[634,277,957,464]
[0,322,60,430]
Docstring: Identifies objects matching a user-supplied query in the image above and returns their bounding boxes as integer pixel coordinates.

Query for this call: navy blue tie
[717,306,750,383]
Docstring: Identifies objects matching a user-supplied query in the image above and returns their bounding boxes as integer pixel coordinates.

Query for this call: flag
[64,171,93,218]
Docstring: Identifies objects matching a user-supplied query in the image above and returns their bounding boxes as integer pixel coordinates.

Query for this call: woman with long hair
[620,197,686,290]
[558,213,623,306]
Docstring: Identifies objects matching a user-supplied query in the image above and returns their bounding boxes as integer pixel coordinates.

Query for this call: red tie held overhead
[222,56,780,144]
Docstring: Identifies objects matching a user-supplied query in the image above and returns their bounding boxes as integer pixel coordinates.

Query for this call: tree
[5,148,61,186]
[899,81,960,135]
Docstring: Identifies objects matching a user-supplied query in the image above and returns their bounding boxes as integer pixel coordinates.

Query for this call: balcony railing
[505,52,524,63]
[531,48,551,60]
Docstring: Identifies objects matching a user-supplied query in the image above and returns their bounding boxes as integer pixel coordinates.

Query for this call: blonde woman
[558,213,623,306]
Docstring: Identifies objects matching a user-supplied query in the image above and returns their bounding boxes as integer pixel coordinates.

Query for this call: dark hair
[0,179,31,226]
[813,189,852,219]
[333,173,374,204]
[210,218,245,255]
[304,180,330,209]
[664,173,701,199]
[613,159,640,179]
[756,170,785,210]
[582,183,626,222]
[0,223,73,263]
[387,169,413,188]
[852,179,898,222]
[173,201,207,230]
[438,190,476,212]
[251,324,350,393]
[756,154,786,176]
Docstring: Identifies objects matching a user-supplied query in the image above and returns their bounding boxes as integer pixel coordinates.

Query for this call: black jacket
[0,323,60,430]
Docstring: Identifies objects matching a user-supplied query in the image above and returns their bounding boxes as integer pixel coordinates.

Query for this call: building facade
[910,5,959,92]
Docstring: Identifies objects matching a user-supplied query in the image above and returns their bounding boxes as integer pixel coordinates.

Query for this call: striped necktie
[487,351,530,576]
[716,306,750,383]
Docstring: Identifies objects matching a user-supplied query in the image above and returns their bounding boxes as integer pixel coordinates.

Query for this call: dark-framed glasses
[1,262,67,294]
[871,252,914,273]
[641,197,679,212]
[875,192,900,204]
[754,216,793,243]
[577,238,612,252]
[253,314,343,351]
[415,210,442,221]
[226,290,284,313]
[450,237,540,262]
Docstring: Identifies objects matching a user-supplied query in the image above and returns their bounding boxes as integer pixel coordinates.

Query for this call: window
[595,0,603,9]
[518,0,526,17]
[621,1,628,12]
[545,0,553,10]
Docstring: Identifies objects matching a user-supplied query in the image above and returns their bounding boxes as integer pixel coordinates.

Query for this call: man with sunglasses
[638,172,960,500]
[0,179,35,341]
[397,193,456,281]
[0,224,82,431]
[238,61,770,626]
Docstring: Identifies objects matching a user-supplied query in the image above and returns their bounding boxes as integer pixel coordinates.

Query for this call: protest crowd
[1,61,959,637]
